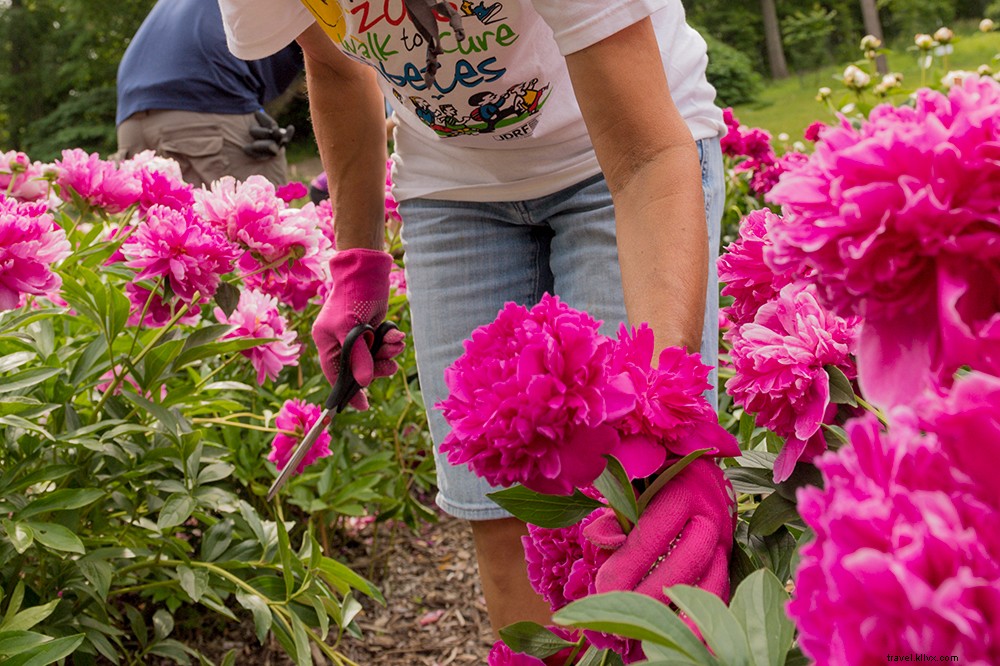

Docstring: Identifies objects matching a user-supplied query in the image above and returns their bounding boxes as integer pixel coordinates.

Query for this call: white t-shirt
[219,0,725,202]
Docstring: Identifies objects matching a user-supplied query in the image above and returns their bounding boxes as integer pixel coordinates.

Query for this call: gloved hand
[584,459,737,604]
[243,110,295,159]
[312,249,406,410]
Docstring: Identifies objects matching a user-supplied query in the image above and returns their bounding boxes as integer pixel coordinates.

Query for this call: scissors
[267,320,400,501]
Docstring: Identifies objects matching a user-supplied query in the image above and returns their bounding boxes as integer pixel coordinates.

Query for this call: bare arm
[564,18,708,355]
[296,23,387,250]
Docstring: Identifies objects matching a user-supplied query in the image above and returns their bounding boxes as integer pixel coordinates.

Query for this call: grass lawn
[732,27,1000,140]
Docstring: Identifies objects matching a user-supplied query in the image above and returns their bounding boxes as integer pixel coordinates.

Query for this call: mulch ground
[170,512,495,665]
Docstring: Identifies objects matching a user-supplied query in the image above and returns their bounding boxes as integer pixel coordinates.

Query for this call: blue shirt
[116,0,303,125]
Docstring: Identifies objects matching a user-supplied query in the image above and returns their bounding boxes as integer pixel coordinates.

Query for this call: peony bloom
[121,205,238,302]
[238,204,334,311]
[767,76,1000,408]
[0,195,71,310]
[120,150,184,181]
[791,377,1000,665]
[268,399,332,474]
[437,294,635,495]
[388,264,407,296]
[720,108,745,158]
[523,511,610,612]
[803,121,828,143]
[384,159,402,227]
[136,167,194,216]
[125,282,201,328]
[214,289,301,385]
[718,209,799,329]
[0,150,51,202]
[726,282,861,482]
[606,325,738,479]
[54,149,142,213]
[749,151,809,196]
[275,181,308,203]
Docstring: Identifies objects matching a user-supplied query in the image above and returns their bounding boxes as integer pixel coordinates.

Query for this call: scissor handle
[325,321,400,413]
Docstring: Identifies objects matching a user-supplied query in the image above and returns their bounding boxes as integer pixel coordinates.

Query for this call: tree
[859,0,889,73]
[761,0,790,79]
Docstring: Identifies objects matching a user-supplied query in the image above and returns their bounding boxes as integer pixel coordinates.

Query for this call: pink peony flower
[726,282,861,482]
[125,282,201,328]
[717,209,799,329]
[389,264,407,296]
[384,159,402,227]
[767,76,1000,407]
[437,294,635,495]
[606,324,739,479]
[487,643,545,666]
[120,150,183,181]
[121,205,238,302]
[238,204,334,311]
[193,175,285,246]
[803,121,828,142]
[523,511,610,612]
[0,195,71,310]
[268,399,332,474]
[791,379,1000,665]
[275,181,308,203]
[136,167,194,216]
[214,289,301,385]
[54,149,142,213]
[749,151,809,196]
[720,108,745,158]
[0,150,51,202]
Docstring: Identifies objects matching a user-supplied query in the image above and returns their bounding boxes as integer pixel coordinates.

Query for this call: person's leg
[398,196,554,635]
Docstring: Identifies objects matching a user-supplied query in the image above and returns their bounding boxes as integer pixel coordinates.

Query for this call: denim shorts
[398,137,725,520]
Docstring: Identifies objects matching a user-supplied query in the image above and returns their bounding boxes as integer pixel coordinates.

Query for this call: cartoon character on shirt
[467,88,520,133]
[512,78,549,115]
[460,0,505,24]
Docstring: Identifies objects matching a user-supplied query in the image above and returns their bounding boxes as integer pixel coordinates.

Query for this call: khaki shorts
[116,109,288,188]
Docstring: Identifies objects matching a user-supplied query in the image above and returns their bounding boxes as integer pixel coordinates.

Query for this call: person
[115,0,304,187]
[218,0,731,636]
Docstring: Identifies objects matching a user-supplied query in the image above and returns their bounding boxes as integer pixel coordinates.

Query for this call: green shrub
[702,32,763,108]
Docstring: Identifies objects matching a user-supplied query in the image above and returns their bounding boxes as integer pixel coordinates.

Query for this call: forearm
[299,29,386,250]
[565,18,709,355]
[613,143,708,353]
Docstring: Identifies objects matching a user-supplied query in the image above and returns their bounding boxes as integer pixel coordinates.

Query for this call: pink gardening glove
[584,458,737,604]
[312,248,406,411]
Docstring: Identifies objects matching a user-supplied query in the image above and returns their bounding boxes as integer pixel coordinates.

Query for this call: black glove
[242,110,295,159]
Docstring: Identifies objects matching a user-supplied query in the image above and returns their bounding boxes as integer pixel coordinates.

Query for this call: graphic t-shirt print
[300,0,552,141]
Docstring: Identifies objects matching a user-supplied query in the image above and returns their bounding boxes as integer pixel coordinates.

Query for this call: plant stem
[855,395,888,426]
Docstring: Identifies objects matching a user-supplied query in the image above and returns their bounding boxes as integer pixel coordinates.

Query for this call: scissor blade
[267,408,333,501]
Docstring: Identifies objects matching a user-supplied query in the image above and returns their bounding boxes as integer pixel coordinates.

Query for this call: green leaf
[663,585,752,666]
[77,558,113,601]
[23,522,85,554]
[121,391,184,438]
[289,613,313,666]
[783,647,811,666]
[196,462,234,485]
[141,338,185,388]
[824,365,857,406]
[748,493,800,537]
[0,598,59,632]
[177,565,209,603]
[2,520,33,554]
[17,488,105,520]
[739,450,777,470]
[486,486,603,529]
[147,639,191,665]
[575,647,626,666]
[179,324,235,353]
[173,338,272,370]
[0,465,76,497]
[157,494,196,530]
[0,367,61,395]
[276,516,296,600]
[729,569,794,666]
[153,609,174,641]
[637,449,710,513]
[69,336,109,386]
[317,558,385,604]
[774,463,822,503]
[725,466,777,495]
[200,520,234,562]
[235,590,272,644]
[592,456,638,526]
[0,352,36,374]
[238,500,268,547]
[498,622,577,659]
[0,634,85,666]
[738,411,756,447]
[553,592,717,664]
[0,396,44,417]
[0,631,49,657]
[214,283,240,319]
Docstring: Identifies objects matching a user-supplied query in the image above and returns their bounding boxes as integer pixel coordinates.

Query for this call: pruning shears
[267,321,399,501]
